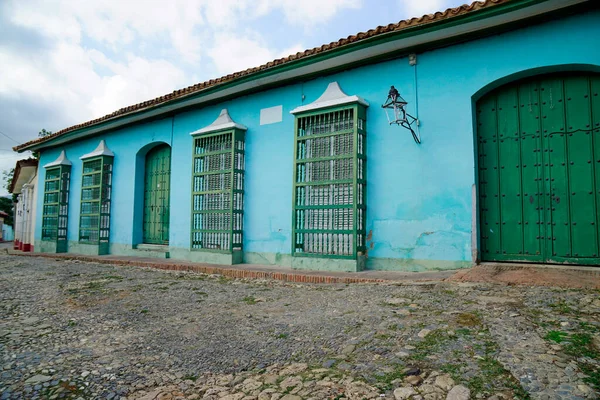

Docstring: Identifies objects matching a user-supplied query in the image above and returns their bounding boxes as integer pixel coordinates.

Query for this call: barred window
[191,129,245,252]
[292,105,367,258]
[79,156,113,254]
[41,150,71,253]
[42,168,60,242]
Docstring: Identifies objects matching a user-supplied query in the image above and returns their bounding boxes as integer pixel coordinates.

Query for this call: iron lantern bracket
[382,86,421,144]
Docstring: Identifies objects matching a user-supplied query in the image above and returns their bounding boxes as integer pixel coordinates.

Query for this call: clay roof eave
[9,159,38,194]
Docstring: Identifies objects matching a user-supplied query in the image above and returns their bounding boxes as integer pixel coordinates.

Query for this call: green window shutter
[292,104,367,259]
[42,151,71,253]
[79,155,113,254]
[143,144,171,245]
[190,129,245,252]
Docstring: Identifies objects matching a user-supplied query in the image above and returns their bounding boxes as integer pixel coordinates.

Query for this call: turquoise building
[14,0,600,271]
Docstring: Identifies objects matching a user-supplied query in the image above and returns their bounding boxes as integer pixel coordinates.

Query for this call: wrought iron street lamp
[382,86,420,144]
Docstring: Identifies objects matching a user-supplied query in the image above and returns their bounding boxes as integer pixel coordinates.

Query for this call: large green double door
[143,144,171,245]
[477,74,600,265]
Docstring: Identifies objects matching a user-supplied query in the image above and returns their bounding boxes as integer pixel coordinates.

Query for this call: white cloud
[7,0,82,43]
[0,40,187,120]
[88,55,188,118]
[0,0,360,144]
[267,0,362,25]
[5,0,361,64]
[208,32,304,76]
[398,0,447,18]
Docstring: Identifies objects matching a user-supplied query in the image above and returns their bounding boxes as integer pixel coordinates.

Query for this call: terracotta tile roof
[14,0,509,152]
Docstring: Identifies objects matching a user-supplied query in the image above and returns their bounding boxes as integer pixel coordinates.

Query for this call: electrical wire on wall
[412,55,422,144]
[381,54,421,144]
[170,116,175,148]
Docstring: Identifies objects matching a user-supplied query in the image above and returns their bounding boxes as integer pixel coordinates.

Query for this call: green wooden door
[477,73,600,265]
[143,144,171,244]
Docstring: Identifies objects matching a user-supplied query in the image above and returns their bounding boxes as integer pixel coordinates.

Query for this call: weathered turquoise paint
[34,10,600,271]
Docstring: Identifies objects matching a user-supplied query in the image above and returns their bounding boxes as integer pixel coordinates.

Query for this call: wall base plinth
[36,240,57,253]
[131,244,170,259]
[31,241,473,272]
[169,249,242,265]
[291,255,366,272]
[366,257,472,272]
[67,242,108,256]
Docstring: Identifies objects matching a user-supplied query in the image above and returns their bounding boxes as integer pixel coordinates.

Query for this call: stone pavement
[6,245,600,288]
[1,254,599,399]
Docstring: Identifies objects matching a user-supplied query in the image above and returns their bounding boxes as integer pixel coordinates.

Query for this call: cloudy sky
[0,0,465,195]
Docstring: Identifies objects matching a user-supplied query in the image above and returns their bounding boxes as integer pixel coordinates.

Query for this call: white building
[11,159,39,252]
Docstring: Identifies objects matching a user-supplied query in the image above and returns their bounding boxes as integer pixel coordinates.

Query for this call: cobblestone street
[0,255,598,400]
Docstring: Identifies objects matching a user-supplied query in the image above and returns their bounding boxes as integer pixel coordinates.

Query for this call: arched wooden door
[477,73,600,265]
[143,144,171,244]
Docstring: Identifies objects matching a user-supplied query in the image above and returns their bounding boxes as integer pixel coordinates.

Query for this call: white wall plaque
[260,105,283,125]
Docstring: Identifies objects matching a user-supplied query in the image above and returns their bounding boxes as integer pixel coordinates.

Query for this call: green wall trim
[23,0,566,153]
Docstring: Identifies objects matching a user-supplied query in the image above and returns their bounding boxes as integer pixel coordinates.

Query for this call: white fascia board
[25,0,587,151]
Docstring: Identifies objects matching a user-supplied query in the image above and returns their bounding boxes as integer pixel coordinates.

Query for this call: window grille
[292,105,367,258]
[191,129,245,252]
[79,156,113,254]
[42,164,71,252]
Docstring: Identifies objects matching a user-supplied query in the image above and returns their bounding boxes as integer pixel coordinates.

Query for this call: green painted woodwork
[143,144,171,244]
[477,73,600,265]
[41,165,70,253]
[292,104,367,259]
[79,156,113,255]
[191,129,245,253]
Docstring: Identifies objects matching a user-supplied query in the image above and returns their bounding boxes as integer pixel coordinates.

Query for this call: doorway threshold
[133,244,170,258]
